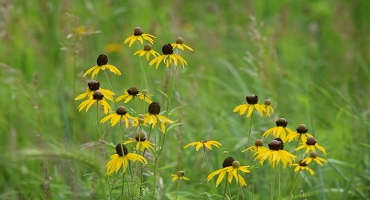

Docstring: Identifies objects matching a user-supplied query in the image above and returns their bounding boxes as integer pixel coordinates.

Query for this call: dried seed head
[222,157,235,168]
[254,139,264,146]
[306,137,317,146]
[264,99,272,106]
[246,95,258,104]
[296,124,308,134]
[97,54,108,66]
[92,91,104,100]
[177,170,185,177]
[176,37,184,44]
[309,152,317,158]
[148,102,160,115]
[299,160,308,167]
[88,80,100,91]
[135,132,146,142]
[115,143,128,156]
[275,118,288,127]
[134,27,143,36]
[127,87,139,96]
[268,138,284,150]
[116,106,127,115]
[144,44,152,51]
[162,44,173,55]
[232,160,240,168]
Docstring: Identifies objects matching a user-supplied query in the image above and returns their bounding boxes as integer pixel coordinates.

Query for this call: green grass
[0,0,369,199]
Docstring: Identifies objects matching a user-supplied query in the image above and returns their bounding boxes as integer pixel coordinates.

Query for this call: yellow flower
[233,95,265,118]
[263,99,274,117]
[100,106,138,128]
[255,138,296,168]
[106,144,147,175]
[292,160,315,175]
[295,137,327,154]
[149,44,187,69]
[104,43,123,53]
[171,37,194,52]
[116,87,152,104]
[144,102,174,133]
[184,140,222,151]
[83,54,121,79]
[241,139,268,155]
[77,91,111,114]
[171,171,190,182]
[134,44,160,61]
[123,132,154,152]
[287,124,313,143]
[262,118,294,142]
[124,27,156,47]
[74,80,114,102]
[302,152,327,166]
[207,158,250,187]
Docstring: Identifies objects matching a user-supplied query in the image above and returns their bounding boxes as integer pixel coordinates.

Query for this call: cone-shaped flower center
[93,91,104,100]
[268,138,284,151]
[116,106,127,115]
[127,87,139,96]
[306,137,317,145]
[162,44,173,55]
[264,99,271,106]
[88,80,100,91]
[299,160,308,167]
[134,27,143,36]
[246,95,258,104]
[135,132,146,142]
[115,143,129,156]
[275,118,288,127]
[254,139,264,146]
[222,157,235,168]
[176,37,184,44]
[309,152,317,158]
[177,170,185,177]
[296,124,308,134]
[144,44,152,51]
[148,102,160,115]
[232,160,240,168]
[97,54,108,66]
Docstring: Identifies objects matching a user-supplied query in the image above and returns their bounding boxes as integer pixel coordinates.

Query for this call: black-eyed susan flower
[116,87,152,104]
[292,160,315,175]
[302,152,327,166]
[104,42,123,54]
[233,95,265,118]
[171,171,190,182]
[207,158,250,187]
[287,124,313,143]
[262,118,294,142]
[184,140,222,151]
[83,54,121,79]
[295,137,327,154]
[134,44,160,61]
[255,138,296,168]
[74,80,115,102]
[100,106,138,127]
[124,132,154,152]
[171,37,194,52]
[144,102,174,133]
[78,91,111,114]
[106,144,147,175]
[263,99,274,117]
[149,44,187,69]
[242,139,268,155]
[124,27,155,47]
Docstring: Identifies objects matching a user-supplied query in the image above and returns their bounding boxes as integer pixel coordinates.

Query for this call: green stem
[121,172,125,200]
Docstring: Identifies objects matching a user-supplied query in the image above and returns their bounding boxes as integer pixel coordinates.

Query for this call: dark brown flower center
[148,102,160,115]
[246,95,258,104]
[177,170,185,177]
[309,152,317,158]
[115,143,128,156]
[254,139,264,146]
[201,140,208,143]
[92,91,104,100]
[144,44,152,51]
[127,87,139,96]
[264,99,271,106]
[232,160,240,168]
[97,54,108,66]
[268,138,284,150]
[135,132,146,142]
[296,124,308,134]
[306,137,317,146]
[299,160,308,167]
[275,118,288,127]
[134,27,143,36]
[162,44,173,55]
[88,80,100,91]
[116,106,127,115]
[222,157,235,168]
[176,37,184,44]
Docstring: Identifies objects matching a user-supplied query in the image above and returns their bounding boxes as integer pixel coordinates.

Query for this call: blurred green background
[0,0,369,199]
